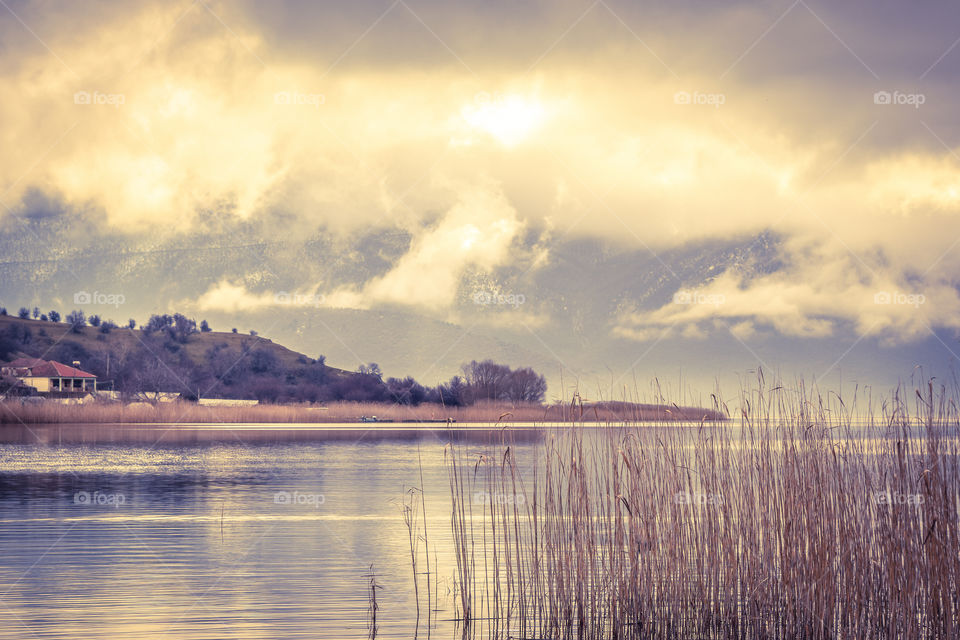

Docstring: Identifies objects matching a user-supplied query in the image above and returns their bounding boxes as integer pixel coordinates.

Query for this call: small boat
[359,416,379,423]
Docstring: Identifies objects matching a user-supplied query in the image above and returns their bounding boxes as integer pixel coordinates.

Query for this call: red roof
[2,358,96,378]
[4,357,45,368]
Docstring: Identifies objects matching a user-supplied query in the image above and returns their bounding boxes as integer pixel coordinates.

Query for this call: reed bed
[444,378,960,639]
[0,398,719,424]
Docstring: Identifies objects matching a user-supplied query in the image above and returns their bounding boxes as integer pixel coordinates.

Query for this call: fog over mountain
[3,215,955,400]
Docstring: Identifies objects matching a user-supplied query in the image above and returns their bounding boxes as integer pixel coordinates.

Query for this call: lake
[0,423,547,640]
[2,420,954,639]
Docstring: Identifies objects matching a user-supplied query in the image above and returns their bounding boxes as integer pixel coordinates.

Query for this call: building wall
[19,377,96,393]
[22,377,51,392]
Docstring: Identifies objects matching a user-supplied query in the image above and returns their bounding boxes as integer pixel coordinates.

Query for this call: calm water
[1,421,944,639]
[0,423,545,640]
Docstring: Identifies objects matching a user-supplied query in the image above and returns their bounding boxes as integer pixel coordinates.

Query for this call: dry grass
[0,398,721,424]
[444,377,960,639]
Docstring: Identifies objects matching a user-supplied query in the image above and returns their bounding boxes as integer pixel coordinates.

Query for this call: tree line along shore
[0,311,723,423]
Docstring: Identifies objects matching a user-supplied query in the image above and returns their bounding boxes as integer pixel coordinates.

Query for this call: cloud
[193,279,280,313]
[614,243,960,343]
[193,279,325,313]
[5,0,960,346]
[325,186,524,311]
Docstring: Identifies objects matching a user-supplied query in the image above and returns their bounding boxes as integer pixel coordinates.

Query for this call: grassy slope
[0,314,353,379]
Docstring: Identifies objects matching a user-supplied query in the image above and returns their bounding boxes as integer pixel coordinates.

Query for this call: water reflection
[0,425,539,639]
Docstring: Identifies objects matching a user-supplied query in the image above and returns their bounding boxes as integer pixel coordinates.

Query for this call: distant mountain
[1,216,955,399]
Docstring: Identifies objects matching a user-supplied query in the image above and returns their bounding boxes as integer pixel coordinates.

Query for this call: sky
[2,0,960,401]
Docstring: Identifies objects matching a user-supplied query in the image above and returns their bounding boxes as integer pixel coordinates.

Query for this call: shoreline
[0,399,726,425]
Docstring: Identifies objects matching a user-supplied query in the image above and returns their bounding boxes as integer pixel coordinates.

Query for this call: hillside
[0,313,359,401]
[0,313,725,420]
[0,314,351,376]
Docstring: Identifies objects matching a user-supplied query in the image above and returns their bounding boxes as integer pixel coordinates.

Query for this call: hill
[0,314,350,375]
[0,313,725,421]
[0,313,355,401]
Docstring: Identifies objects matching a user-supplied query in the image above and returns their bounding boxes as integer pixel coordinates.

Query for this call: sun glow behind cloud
[458,93,546,147]
[4,0,960,346]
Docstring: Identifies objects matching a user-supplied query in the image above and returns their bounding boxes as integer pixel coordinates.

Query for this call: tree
[88,315,101,327]
[171,314,196,343]
[386,376,427,405]
[100,320,117,334]
[127,355,184,399]
[65,310,86,333]
[357,362,382,380]
[299,359,328,385]
[329,372,387,402]
[459,360,547,403]
[506,367,547,403]
[462,359,512,401]
[250,379,283,403]
[48,310,61,322]
[434,375,468,406]
[17,307,29,319]
[0,308,6,316]
[39,314,48,321]
[127,319,136,329]
[31,307,39,319]
[249,348,279,374]
[200,319,211,332]
[231,328,238,333]
[204,344,247,388]
[143,314,173,334]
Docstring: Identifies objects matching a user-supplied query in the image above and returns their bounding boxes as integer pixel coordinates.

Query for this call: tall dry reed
[444,377,960,639]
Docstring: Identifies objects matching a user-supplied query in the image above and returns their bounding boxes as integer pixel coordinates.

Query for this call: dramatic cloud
[327,185,524,310]
[3,0,960,345]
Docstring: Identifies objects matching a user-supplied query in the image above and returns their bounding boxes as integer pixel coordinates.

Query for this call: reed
[366,564,381,640]
[444,377,960,639]
[0,398,721,424]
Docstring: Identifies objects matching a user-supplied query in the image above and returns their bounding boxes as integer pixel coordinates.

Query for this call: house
[1,358,97,394]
